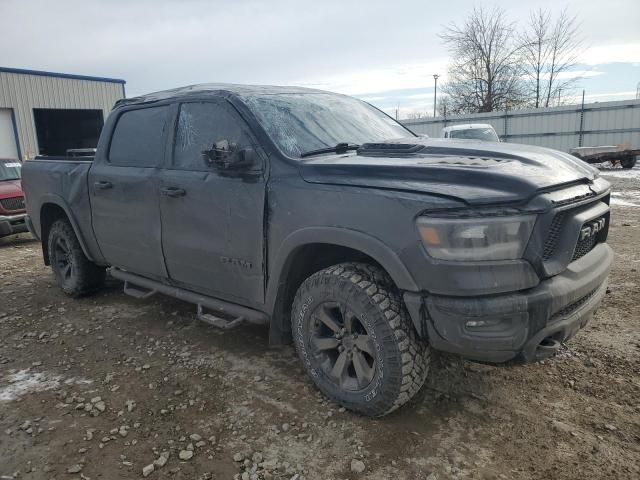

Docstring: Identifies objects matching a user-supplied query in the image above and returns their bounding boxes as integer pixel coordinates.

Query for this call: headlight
[417,215,536,261]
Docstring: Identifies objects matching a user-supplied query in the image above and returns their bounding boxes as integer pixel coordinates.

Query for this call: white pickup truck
[441,123,500,142]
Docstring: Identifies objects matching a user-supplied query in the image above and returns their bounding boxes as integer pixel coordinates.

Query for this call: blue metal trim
[8,108,22,161]
[0,66,126,85]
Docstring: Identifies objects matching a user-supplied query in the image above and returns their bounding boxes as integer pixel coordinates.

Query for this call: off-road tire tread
[48,219,105,297]
[292,262,430,416]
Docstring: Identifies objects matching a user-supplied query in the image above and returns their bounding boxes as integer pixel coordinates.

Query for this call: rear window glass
[109,106,169,166]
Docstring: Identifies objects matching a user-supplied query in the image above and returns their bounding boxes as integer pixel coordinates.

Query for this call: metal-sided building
[0,67,125,160]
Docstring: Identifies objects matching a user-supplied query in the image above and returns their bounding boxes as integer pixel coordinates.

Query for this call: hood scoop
[357,141,513,166]
[357,142,425,155]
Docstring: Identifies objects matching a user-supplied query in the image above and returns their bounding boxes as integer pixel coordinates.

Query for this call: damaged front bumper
[404,243,613,363]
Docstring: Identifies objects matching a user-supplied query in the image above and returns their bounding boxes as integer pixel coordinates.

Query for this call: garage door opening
[33,108,104,156]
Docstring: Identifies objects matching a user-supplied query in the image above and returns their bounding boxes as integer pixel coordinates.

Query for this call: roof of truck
[115,83,329,107]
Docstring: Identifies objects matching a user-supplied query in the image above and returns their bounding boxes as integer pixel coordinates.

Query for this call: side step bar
[109,267,269,327]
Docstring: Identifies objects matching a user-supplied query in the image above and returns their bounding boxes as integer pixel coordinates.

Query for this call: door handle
[160,187,186,197]
[94,180,113,190]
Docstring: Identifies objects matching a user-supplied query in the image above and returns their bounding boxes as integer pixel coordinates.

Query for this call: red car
[0,158,28,238]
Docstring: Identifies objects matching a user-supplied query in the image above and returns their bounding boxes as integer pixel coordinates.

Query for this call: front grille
[542,213,567,260]
[571,214,607,261]
[550,287,599,321]
[0,196,25,212]
[572,233,599,261]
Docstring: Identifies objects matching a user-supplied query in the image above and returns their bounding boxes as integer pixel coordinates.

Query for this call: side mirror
[202,140,258,171]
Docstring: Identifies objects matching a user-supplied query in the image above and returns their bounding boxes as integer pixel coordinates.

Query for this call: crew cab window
[109,106,169,166]
[173,101,253,171]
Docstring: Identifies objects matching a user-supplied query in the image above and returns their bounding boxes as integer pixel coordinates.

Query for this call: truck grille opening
[571,214,608,262]
[571,233,599,261]
[550,287,599,321]
[542,213,566,260]
[0,196,25,212]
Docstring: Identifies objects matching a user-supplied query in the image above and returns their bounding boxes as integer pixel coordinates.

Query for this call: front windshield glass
[243,93,414,158]
[0,160,22,181]
[449,128,499,142]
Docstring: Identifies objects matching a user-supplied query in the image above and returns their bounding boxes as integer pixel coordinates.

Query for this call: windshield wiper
[300,143,360,158]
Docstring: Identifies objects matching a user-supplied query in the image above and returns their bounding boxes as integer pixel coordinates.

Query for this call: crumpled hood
[299,137,599,205]
[0,179,24,199]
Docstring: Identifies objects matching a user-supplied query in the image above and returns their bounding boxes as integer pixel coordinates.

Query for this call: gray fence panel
[402,99,640,152]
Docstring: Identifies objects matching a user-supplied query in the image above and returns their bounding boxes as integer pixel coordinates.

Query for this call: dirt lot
[1,168,639,480]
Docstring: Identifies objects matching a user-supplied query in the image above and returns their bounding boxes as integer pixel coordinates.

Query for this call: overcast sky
[1,0,639,116]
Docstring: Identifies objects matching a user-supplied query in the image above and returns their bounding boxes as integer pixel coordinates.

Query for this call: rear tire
[47,219,105,297]
[620,156,637,169]
[291,262,430,416]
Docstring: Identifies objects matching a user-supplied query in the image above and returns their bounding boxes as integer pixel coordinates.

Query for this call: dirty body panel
[21,83,613,365]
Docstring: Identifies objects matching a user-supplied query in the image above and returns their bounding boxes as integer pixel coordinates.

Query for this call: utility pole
[433,74,439,117]
[578,89,585,147]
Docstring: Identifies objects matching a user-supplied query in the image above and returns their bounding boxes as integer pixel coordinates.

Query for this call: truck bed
[21,158,98,258]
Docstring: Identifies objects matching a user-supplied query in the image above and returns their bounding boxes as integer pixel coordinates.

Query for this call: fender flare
[266,226,419,314]
[38,194,98,263]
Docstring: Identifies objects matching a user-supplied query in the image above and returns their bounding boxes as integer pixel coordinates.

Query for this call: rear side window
[109,106,169,166]
[173,101,254,171]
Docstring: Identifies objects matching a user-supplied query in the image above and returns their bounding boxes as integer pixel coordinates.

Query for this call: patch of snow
[599,167,640,179]
[610,191,640,207]
[0,369,91,402]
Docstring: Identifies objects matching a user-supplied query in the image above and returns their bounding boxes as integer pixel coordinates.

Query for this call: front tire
[47,219,105,297]
[291,262,430,416]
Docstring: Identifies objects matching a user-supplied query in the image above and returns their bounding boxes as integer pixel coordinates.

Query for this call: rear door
[89,105,171,280]
[158,99,266,305]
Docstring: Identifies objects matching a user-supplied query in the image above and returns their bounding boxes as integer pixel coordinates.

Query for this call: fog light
[465,319,502,328]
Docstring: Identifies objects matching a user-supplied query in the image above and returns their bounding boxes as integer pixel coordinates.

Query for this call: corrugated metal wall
[0,70,124,159]
[402,99,640,152]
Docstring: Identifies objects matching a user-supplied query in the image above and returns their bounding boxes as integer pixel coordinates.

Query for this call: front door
[159,100,266,306]
[89,105,170,279]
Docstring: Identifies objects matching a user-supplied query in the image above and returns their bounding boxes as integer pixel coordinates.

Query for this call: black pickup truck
[22,84,613,416]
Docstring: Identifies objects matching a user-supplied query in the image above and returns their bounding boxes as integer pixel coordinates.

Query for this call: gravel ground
[1,167,639,480]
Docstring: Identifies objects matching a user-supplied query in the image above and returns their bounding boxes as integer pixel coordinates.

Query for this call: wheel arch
[266,227,418,345]
[38,196,95,265]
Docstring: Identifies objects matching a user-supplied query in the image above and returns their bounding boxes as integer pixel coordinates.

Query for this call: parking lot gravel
[1,168,639,480]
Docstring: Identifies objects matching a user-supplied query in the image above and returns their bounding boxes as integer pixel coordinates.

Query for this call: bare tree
[437,96,451,118]
[406,111,427,120]
[440,6,525,113]
[520,8,583,107]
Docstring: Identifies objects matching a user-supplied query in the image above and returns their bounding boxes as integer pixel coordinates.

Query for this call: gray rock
[125,400,136,412]
[233,452,244,462]
[142,463,155,477]
[351,459,366,473]
[67,464,83,473]
[154,451,170,468]
[179,450,194,461]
